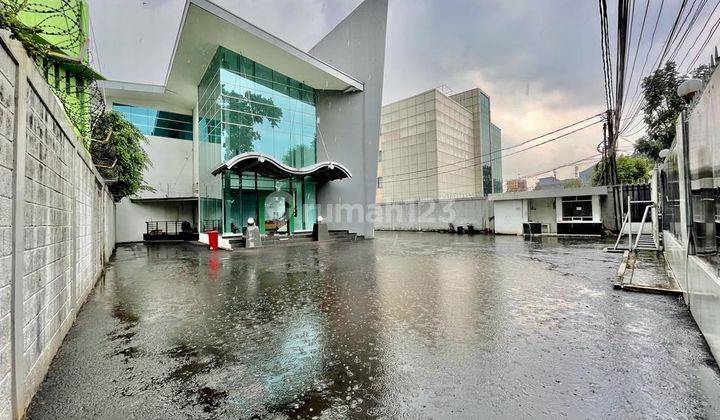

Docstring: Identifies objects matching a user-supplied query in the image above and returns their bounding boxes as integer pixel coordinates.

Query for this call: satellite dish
[659,149,670,159]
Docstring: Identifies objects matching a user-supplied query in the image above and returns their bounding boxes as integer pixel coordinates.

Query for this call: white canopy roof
[103,0,364,112]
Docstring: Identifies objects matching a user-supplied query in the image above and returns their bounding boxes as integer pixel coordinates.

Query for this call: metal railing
[633,202,659,251]
[609,197,659,252]
[145,221,191,237]
[201,219,222,233]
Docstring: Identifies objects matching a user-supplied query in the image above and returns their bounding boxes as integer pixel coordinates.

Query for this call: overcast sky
[88,0,716,181]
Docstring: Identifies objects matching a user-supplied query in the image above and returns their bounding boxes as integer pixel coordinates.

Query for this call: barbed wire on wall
[4,0,107,145]
[16,0,86,56]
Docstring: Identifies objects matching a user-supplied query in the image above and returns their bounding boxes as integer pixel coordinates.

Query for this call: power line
[615,0,633,128]
[599,0,615,111]
[621,0,666,127]
[667,0,709,62]
[514,154,602,180]
[653,0,690,70]
[686,12,720,69]
[381,113,602,180]
[621,0,690,132]
[623,0,651,107]
[678,0,720,70]
[382,118,604,184]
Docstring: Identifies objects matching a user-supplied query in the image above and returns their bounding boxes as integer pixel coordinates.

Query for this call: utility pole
[606,109,618,185]
[602,120,608,185]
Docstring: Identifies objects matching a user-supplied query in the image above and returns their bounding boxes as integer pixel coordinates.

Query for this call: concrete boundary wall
[663,231,720,361]
[0,32,116,419]
[374,197,491,232]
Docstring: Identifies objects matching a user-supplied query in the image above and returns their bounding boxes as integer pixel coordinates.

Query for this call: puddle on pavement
[25,233,720,419]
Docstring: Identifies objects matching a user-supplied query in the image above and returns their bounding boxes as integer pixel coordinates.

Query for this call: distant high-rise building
[376,87,502,203]
[505,178,528,193]
[491,123,503,193]
[579,164,595,186]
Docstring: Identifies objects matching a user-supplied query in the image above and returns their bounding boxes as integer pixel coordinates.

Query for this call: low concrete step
[227,230,360,250]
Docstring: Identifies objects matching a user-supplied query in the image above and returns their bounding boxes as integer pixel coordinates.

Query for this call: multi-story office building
[376,87,502,203]
[103,0,388,242]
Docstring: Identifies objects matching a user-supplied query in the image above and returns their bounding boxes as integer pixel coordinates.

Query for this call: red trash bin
[208,230,219,250]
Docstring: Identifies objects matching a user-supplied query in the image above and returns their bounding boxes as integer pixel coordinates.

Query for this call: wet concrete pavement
[27,232,720,418]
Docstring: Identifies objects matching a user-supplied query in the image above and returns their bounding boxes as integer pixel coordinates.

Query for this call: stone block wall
[0,32,116,419]
[22,85,76,386]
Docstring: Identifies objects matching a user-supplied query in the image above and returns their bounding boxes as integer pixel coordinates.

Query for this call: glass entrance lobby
[198,46,321,235]
[221,172,317,235]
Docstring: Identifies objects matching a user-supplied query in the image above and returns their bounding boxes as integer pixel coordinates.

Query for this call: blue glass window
[113,103,193,140]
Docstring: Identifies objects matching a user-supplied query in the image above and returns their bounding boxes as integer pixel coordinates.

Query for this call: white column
[592,195,601,222]
[555,197,563,222]
[10,41,28,419]
[193,90,200,227]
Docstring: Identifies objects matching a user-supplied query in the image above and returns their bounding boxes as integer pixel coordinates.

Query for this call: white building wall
[377,88,482,203]
[494,200,524,235]
[592,195,601,222]
[134,136,194,199]
[528,198,556,233]
[107,100,198,243]
[115,199,196,243]
[686,256,720,358]
[435,92,475,198]
[377,90,440,203]
[374,197,491,231]
[659,62,720,363]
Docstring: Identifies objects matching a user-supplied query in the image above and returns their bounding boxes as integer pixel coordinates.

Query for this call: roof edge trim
[164,0,363,92]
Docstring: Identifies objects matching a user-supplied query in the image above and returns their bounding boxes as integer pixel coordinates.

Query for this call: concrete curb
[614,250,630,289]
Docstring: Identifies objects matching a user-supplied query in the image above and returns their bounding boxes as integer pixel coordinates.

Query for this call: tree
[634,62,712,161]
[592,154,651,185]
[91,111,152,201]
[634,62,684,161]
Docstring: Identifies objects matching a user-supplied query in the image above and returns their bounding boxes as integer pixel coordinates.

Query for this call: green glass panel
[198,46,318,234]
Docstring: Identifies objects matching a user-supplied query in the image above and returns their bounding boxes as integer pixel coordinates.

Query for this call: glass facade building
[446,88,498,198]
[479,92,492,196]
[490,123,502,193]
[198,47,318,234]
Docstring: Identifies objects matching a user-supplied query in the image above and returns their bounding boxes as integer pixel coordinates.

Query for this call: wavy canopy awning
[212,152,352,183]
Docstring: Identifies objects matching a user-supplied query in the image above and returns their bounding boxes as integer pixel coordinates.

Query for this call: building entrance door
[222,171,317,236]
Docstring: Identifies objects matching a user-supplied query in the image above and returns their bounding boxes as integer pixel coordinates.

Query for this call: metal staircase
[606,199,660,253]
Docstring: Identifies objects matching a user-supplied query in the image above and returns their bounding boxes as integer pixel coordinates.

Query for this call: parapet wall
[374,197,492,232]
[0,32,115,419]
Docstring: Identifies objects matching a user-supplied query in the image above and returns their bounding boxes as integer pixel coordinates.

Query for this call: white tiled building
[376,88,501,203]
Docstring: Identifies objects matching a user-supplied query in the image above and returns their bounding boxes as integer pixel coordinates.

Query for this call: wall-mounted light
[677,78,703,103]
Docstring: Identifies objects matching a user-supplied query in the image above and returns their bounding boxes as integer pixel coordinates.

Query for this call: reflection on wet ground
[27,233,720,418]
